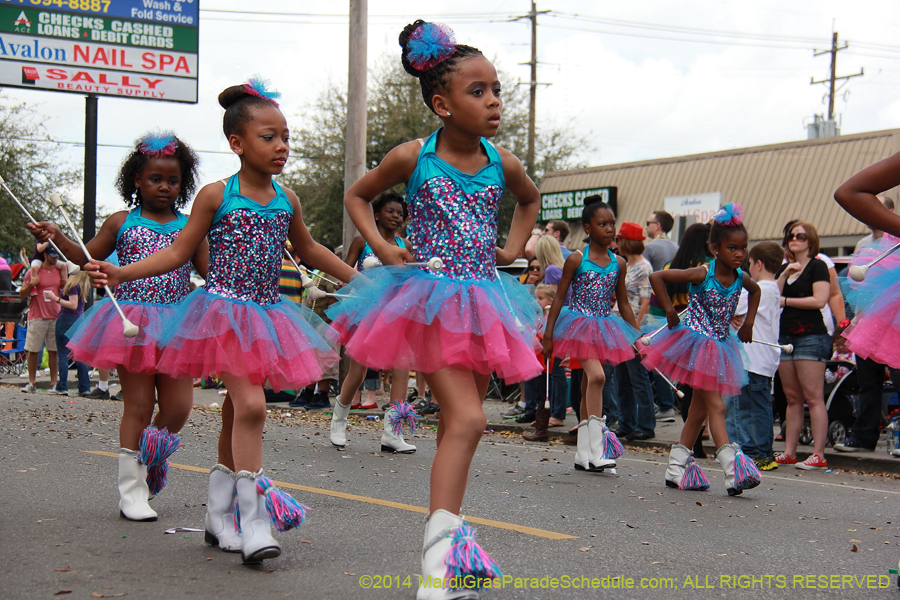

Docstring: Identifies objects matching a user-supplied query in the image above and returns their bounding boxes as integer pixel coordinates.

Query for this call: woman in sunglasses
[774,221,832,470]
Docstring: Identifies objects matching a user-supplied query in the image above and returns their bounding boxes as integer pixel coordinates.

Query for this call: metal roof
[538,129,900,244]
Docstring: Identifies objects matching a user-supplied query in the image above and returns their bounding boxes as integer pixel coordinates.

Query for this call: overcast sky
[3,0,899,215]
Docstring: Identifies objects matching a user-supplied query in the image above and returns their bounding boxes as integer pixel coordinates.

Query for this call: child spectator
[725,241,783,471]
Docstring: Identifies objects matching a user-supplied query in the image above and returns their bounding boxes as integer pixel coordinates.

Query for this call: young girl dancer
[641,204,763,496]
[542,200,641,472]
[32,131,205,522]
[88,78,358,563]
[331,191,418,453]
[327,21,543,598]
[835,152,900,369]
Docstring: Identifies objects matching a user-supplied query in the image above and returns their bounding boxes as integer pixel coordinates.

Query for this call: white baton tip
[49,193,64,207]
[122,321,140,338]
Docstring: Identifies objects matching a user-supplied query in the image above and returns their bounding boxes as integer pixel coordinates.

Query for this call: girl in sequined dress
[542,199,641,474]
[641,204,763,496]
[327,21,542,600]
[30,131,206,522]
[88,79,358,564]
[330,191,419,453]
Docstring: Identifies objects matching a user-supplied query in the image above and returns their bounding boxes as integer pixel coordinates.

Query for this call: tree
[282,54,592,248]
[0,94,82,261]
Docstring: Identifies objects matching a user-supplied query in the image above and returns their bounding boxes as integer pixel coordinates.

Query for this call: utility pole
[516,1,549,181]
[342,0,367,258]
[811,31,863,121]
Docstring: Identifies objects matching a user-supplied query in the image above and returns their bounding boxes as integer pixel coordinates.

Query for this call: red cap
[617,222,646,241]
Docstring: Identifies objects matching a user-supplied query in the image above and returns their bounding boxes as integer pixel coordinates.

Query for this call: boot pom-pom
[138,426,182,467]
[733,449,761,490]
[603,427,625,459]
[388,400,420,436]
[680,457,710,491]
[147,462,169,496]
[257,477,309,532]
[445,523,502,589]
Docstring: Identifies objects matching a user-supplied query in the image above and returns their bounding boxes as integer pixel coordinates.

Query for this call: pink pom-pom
[243,75,281,106]
[712,203,744,227]
[445,523,502,588]
[138,130,178,157]
[603,427,625,459]
[138,427,181,495]
[257,477,309,532]
[680,457,710,490]
[388,400,420,436]
[733,450,761,491]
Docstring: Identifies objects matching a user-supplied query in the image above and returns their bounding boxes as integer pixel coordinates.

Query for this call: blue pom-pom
[147,462,168,496]
[138,130,178,157]
[713,203,744,227]
[680,457,710,491]
[243,75,281,106]
[445,523,502,589]
[733,450,761,491]
[257,477,309,532]
[407,22,457,71]
[138,427,181,495]
[388,400,420,436]
[603,427,625,459]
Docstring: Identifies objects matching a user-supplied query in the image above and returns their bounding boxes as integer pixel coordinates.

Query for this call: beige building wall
[539,129,900,251]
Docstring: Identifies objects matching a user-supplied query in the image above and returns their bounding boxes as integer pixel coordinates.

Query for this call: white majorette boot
[665,443,710,491]
[330,400,352,447]
[573,420,591,471]
[118,449,157,521]
[204,464,242,552]
[381,401,418,454]
[715,442,761,496]
[587,415,617,471]
[235,470,309,564]
[417,510,501,600]
[139,426,182,497]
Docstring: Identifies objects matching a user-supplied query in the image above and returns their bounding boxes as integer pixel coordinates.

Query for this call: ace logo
[13,11,32,32]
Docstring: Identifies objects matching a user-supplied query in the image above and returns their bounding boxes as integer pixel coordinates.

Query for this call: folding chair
[0,323,27,376]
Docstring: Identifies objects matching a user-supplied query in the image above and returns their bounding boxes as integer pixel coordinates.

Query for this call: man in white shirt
[854,195,894,251]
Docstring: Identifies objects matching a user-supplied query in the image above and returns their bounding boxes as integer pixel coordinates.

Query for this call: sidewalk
[5,370,899,475]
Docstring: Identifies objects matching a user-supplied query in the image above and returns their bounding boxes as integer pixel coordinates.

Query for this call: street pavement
[2,383,899,599]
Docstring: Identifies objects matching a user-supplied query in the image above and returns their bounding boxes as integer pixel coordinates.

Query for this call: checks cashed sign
[0,0,198,103]
[539,187,617,222]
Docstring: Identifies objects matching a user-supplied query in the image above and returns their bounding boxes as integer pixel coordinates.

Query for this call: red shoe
[796,454,828,470]
[349,403,363,410]
[774,453,797,465]
[358,403,378,410]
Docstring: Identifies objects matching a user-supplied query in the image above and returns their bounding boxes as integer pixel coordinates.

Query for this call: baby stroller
[0,292,29,376]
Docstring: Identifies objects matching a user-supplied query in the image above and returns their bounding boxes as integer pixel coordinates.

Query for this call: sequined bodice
[204,175,293,306]
[115,208,190,305]
[682,261,742,341]
[406,130,505,281]
[569,249,618,318]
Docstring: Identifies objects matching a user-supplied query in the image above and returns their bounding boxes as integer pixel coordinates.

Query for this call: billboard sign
[664,192,722,224]
[0,0,198,103]
[540,186,617,221]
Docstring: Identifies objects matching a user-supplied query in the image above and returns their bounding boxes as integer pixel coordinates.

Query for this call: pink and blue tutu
[553,308,640,365]
[640,325,748,396]
[639,261,748,396]
[155,289,339,392]
[67,300,176,373]
[328,266,542,382]
[66,207,192,373]
[843,234,900,368]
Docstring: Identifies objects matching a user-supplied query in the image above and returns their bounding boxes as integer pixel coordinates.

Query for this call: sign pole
[83,93,97,243]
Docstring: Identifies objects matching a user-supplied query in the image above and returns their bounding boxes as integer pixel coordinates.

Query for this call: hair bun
[713,203,744,227]
[218,76,281,109]
[400,20,457,76]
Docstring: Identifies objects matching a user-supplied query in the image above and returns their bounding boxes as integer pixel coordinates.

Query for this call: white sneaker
[21,382,37,393]
[48,386,69,396]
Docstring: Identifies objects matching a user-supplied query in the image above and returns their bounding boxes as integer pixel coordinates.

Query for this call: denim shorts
[778,333,832,363]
